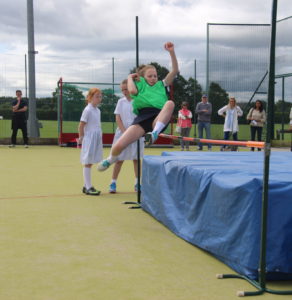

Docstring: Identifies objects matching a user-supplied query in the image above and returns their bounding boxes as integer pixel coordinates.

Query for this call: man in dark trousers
[195,94,212,151]
[10,90,28,148]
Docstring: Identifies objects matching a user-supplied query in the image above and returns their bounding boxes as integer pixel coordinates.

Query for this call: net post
[123,16,141,208]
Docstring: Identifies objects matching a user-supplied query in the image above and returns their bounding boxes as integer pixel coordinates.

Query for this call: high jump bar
[159,134,265,149]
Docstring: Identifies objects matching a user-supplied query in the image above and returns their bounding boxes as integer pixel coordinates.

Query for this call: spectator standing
[177,101,192,151]
[246,100,266,151]
[218,97,243,151]
[10,90,28,148]
[195,94,212,151]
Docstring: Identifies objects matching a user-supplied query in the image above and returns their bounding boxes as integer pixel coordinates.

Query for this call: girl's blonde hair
[228,97,237,108]
[86,88,101,103]
[136,64,156,76]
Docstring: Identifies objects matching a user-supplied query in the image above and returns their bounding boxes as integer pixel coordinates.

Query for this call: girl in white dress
[78,88,103,195]
[109,80,144,193]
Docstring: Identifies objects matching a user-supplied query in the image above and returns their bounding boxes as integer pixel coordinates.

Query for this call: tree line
[0,62,291,124]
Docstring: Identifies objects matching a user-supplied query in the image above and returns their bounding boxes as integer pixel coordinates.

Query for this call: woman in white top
[218,97,243,150]
[109,79,144,193]
[246,100,266,151]
[78,88,103,195]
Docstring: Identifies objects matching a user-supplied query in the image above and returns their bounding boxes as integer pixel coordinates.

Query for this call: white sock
[108,154,118,164]
[111,179,117,184]
[83,167,92,189]
[135,178,138,185]
[153,121,165,134]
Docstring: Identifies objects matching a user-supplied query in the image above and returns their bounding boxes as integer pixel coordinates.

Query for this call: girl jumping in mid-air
[78,88,103,195]
[98,42,179,171]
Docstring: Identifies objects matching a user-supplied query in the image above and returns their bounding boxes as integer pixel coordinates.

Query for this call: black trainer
[85,187,101,196]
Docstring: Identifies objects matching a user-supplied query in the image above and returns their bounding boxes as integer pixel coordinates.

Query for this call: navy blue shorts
[132,107,168,134]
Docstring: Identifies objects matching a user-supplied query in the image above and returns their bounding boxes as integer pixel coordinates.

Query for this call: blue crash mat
[141,151,292,280]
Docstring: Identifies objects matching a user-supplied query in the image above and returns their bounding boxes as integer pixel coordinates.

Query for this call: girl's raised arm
[163,42,179,86]
[127,73,139,95]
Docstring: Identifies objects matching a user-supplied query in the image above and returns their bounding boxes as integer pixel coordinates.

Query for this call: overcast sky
[0,0,291,100]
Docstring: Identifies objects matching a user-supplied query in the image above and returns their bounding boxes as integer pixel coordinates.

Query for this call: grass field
[1,119,291,141]
[0,145,291,300]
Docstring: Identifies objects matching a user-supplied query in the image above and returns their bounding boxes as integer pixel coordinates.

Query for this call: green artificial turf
[0,146,291,300]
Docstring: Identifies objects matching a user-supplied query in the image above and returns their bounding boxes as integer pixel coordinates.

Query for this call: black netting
[207,19,292,105]
[207,24,270,104]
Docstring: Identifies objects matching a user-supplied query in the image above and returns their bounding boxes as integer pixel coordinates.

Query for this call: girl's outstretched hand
[164,42,174,52]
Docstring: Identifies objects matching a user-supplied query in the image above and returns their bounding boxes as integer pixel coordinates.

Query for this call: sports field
[0,145,291,300]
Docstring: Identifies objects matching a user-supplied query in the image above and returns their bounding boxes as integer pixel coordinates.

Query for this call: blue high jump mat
[141,151,292,280]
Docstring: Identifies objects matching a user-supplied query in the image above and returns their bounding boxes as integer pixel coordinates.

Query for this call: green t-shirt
[130,77,168,115]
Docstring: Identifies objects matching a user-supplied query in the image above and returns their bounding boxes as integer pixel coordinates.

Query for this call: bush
[35,110,57,120]
[0,109,12,119]
[274,112,289,123]
[0,109,57,121]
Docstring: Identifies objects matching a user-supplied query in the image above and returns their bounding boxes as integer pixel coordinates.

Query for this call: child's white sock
[108,154,118,164]
[83,167,92,189]
[111,179,117,184]
[153,121,165,134]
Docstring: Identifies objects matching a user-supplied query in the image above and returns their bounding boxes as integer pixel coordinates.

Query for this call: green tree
[52,84,120,122]
[274,100,292,123]
[172,75,203,121]
[53,84,86,121]
[180,77,202,118]
[0,97,13,118]
[36,97,57,111]
[53,84,85,102]
[99,88,119,122]
[208,82,229,123]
